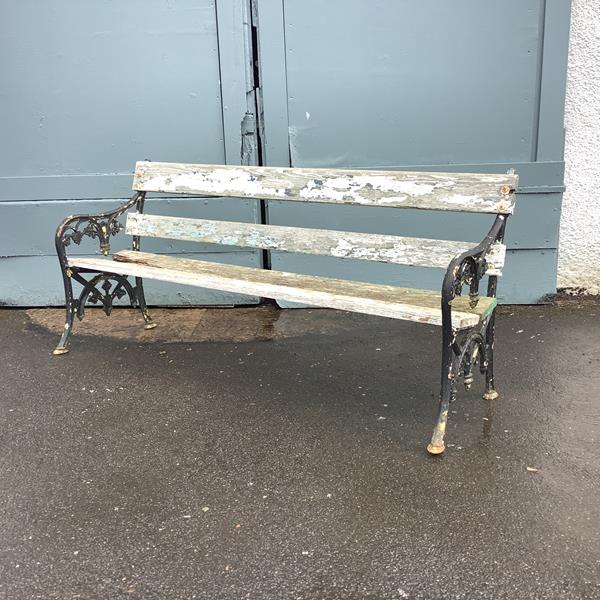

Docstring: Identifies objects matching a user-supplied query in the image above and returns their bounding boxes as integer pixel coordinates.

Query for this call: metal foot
[428,404,449,456]
[427,442,445,455]
[53,305,74,357]
[135,277,156,330]
[53,327,72,355]
[482,389,499,401]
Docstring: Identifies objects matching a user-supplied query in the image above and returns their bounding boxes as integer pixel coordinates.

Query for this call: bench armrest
[442,215,507,325]
[55,192,145,269]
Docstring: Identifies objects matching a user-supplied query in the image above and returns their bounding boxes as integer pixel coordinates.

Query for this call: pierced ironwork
[53,191,155,355]
[451,256,484,308]
[76,274,137,319]
[61,217,123,255]
[57,192,143,258]
[428,214,508,455]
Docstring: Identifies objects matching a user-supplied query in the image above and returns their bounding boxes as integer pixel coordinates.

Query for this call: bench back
[128,161,518,276]
[133,161,517,214]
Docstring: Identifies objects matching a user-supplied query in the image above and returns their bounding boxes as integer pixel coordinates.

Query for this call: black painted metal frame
[53,188,509,455]
[426,214,508,454]
[53,191,156,355]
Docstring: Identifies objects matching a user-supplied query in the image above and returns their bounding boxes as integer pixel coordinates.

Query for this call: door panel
[0,0,571,306]
[0,198,261,257]
[271,249,557,305]
[0,253,261,307]
[258,0,569,303]
[0,0,260,306]
[0,1,224,180]
[284,0,540,168]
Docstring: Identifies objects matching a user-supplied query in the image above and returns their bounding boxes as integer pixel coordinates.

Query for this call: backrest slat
[133,161,518,214]
[126,213,506,274]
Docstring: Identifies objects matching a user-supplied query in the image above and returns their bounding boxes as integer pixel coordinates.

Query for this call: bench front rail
[53,161,517,455]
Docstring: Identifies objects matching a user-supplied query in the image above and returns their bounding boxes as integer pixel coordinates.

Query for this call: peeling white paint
[298,175,445,203]
[126,213,505,274]
[137,167,287,199]
[133,161,517,214]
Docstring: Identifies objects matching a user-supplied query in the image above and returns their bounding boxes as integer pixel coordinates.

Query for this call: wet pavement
[0,300,599,599]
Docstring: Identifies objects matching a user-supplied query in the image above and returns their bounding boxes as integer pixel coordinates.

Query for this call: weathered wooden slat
[133,161,518,214]
[126,213,506,274]
[68,251,496,329]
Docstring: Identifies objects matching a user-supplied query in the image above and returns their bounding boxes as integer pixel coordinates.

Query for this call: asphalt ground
[0,300,598,599]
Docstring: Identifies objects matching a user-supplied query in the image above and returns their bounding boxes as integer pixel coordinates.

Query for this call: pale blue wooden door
[258,0,570,303]
[0,0,571,306]
[0,0,261,306]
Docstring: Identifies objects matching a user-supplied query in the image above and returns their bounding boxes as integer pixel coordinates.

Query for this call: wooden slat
[126,213,506,274]
[68,251,497,329]
[133,161,518,214]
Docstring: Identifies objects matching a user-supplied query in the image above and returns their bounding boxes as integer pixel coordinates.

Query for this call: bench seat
[68,250,496,330]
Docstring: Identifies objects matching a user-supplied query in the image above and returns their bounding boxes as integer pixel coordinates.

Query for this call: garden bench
[53,161,517,454]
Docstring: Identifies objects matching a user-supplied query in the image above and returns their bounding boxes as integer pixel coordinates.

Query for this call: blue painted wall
[0,0,261,306]
[259,0,570,304]
[0,0,570,305]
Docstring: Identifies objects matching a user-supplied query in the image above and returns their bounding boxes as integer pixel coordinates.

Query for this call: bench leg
[427,381,453,455]
[53,271,75,355]
[482,310,499,401]
[135,277,157,330]
[427,343,459,455]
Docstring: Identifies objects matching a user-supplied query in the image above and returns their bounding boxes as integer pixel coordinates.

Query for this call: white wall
[558,0,600,293]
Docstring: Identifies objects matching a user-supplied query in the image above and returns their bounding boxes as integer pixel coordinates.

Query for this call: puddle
[26,305,366,344]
